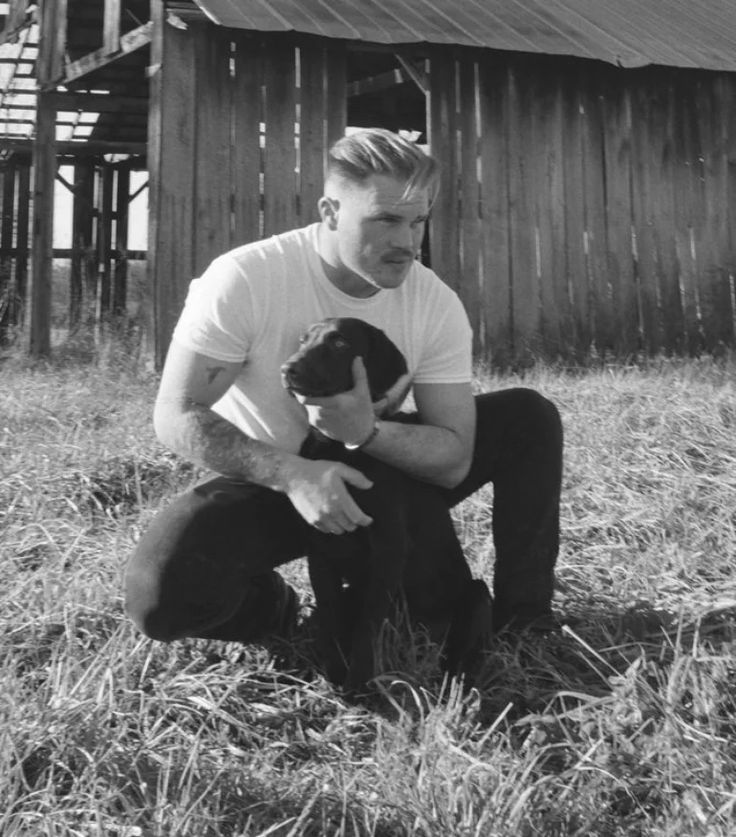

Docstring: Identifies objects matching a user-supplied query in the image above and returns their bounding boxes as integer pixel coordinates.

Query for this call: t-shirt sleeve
[170,254,256,362]
[412,289,473,385]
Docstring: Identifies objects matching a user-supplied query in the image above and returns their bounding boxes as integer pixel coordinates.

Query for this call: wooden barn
[1,0,735,366]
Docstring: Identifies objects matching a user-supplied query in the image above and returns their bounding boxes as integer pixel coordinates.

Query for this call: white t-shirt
[171,223,472,453]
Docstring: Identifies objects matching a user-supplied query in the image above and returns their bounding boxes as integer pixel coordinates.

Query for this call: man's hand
[281,457,373,534]
[295,357,375,446]
[294,357,411,444]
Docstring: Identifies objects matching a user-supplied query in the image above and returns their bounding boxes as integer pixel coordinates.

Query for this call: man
[125,128,563,658]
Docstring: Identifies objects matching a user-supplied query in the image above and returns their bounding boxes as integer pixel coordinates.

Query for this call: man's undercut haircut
[327,128,440,202]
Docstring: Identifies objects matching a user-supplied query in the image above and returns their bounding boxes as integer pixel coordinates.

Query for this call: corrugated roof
[193,0,736,72]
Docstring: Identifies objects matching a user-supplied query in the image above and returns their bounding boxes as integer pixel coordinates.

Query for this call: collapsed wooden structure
[1,0,735,364]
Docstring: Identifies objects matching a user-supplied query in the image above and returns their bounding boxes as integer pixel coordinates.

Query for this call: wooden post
[103,0,121,56]
[15,161,31,329]
[113,164,130,316]
[0,162,14,344]
[70,160,95,327]
[99,164,115,317]
[30,92,56,357]
[148,2,197,367]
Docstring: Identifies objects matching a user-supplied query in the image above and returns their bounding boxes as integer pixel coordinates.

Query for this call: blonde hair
[326,128,440,202]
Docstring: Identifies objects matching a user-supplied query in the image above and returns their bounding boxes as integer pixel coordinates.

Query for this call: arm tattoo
[206,365,226,385]
[168,399,288,490]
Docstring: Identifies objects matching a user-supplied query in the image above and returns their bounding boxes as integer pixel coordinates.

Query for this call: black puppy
[282,317,492,690]
[282,318,411,690]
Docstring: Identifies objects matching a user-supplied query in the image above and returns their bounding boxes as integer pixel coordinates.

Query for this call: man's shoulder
[405,260,463,304]
[226,223,318,266]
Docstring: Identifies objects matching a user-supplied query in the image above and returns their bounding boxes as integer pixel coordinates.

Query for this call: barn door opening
[346,47,430,265]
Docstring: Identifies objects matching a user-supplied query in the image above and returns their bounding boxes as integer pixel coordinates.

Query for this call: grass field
[1,346,735,836]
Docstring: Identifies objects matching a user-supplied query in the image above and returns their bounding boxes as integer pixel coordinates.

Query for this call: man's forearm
[362,420,471,489]
[154,400,296,491]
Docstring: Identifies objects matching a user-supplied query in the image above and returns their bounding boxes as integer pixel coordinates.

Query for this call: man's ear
[318,196,339,230]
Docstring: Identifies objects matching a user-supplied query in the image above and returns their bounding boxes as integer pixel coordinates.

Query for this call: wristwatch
[344,419,381,451]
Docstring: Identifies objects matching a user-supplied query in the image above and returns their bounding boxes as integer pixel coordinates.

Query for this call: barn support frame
[13,0,152,357]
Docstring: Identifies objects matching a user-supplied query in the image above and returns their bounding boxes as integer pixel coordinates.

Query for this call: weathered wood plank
[507,62,539,361]
[458,58,481,354]
[325,43,347,152]
[654,75,685,353]
[670,79,702,353]
[533,71,569,358]
[561,73,590,355]
[601,77,639,356]
[428,48,460,294]
[477,57,511,363]
[148,10,197,366]
[299,42,327,226]
[263,38,298,237]
[630,77,663,354]
[193,21,232,272]
[694,76,733,350]
[580,74,615,355]
[232,32,262,244]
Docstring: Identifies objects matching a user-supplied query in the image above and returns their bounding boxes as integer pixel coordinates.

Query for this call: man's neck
[316,223,380,299]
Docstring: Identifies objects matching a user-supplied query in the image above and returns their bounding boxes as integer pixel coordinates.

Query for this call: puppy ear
[364,326,408,399]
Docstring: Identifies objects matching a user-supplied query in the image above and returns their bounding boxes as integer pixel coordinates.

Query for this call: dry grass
[1,346,735,836]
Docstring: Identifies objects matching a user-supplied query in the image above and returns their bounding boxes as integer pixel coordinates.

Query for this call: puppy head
[281,317,408,400]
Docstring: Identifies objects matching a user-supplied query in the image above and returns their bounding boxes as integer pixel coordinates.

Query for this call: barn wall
[148,20,347,367]
[148,20,736,366]
[430,51,736,363]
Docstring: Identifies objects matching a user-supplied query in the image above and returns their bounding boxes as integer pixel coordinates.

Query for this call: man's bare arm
[152,343,289,488]
[153,341,374,532]
[298,359,476,489]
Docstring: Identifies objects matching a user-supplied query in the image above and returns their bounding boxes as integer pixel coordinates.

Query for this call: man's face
[325,174,431,294]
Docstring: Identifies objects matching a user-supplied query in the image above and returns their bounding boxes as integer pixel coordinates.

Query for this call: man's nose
[390,222,416,252]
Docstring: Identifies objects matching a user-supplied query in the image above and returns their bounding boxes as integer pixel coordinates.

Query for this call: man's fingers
[335,463,373,527]
[382,372,412,415]
[351,355,368,390]
[337,463,373,491]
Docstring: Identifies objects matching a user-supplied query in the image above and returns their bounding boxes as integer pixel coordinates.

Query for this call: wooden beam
[1,139,147,156]
[103,0,122,56]
[0,0,33,48]
[45,92,148,113]
[29,92,55,357]
[63,21,153,85]
[347,68,408,98]
[395,55,429,94]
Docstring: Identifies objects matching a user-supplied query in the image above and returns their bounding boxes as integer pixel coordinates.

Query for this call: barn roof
[193,0,736,72]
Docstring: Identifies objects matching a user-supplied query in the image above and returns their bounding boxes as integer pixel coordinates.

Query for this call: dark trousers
[125,388,563,641]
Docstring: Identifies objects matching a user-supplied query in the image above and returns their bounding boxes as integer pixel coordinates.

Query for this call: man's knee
[124,556,182,642]
[509,387,561,435]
